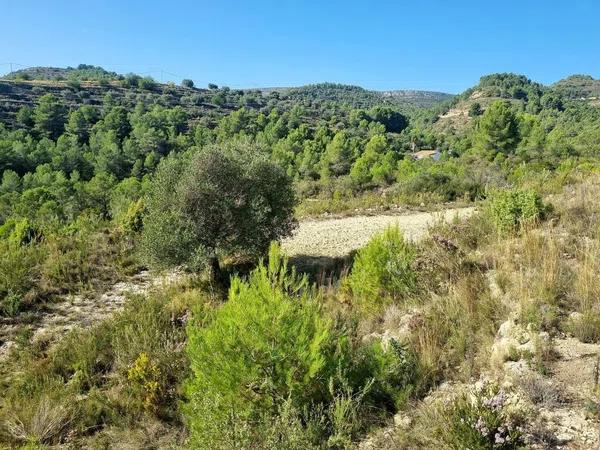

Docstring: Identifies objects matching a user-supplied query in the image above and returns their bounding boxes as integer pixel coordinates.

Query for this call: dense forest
[1,70,599,239]
[1,67,600,449]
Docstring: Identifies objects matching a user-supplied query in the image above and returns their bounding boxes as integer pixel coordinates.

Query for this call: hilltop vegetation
[1,66,600,448]
[553,74,600,100]
[381,89,453,108]
[4,64,121,82]
[269,83,452,109]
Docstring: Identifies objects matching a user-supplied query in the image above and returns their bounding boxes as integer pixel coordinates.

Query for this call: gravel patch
[282,207,475,257]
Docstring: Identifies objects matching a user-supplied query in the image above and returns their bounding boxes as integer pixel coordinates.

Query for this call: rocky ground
[0,270,186,362]
[359,270,600,450]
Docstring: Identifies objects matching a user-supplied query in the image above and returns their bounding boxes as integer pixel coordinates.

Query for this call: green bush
[39,223,118,293]
[0,240,42,315]
[0,218,41,246]
[185,244,339,446]
[347,226,417,313]
[185,243,420,448]
[119,199,145,233]
[486,188,549,233]
[127,352,161,412]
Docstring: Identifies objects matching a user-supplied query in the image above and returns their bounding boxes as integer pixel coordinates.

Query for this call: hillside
[381,89,454,107]
[0,78,237,128]
[431,72,600,134]
[259,83,453,108]
[0,72,453,129]
[553,74,600,101]
[3,64,120,82]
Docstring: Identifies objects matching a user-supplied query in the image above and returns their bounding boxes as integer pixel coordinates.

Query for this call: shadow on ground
[288,251,356,285]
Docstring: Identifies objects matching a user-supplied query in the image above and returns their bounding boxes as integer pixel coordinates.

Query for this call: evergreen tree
[33,94,67,140]
[474,100,520,158]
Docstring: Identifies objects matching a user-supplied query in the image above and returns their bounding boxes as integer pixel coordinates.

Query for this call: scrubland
[2,171,599,449]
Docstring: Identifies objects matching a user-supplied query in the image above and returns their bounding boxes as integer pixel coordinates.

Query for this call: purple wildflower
[483,390,507,410]
[473,416,489,436]
[495,432,505,444]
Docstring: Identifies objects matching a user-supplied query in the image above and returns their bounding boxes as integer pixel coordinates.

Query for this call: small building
[411,149,441,161]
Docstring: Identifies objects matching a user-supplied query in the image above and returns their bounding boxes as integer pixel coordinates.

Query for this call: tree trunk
[209,256,226,284]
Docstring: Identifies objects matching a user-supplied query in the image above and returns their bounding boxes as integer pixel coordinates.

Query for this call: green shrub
[1,291,22,316]
[119,199,145,233]
[185,243,338,446]
[127,352,161,412]
[486,188,549,233]
[347,226,417,313]
[0,240,42,315]
[39,226,116,293]
[185,243,419,448]
[0,218,41,246]
[360,338,422,410]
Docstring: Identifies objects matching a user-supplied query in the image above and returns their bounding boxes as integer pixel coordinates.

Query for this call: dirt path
[539,337,600,448]
[282,207,475,257]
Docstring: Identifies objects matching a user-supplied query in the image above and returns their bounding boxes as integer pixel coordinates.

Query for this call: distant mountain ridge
[255,83,454,108]
[2,67,454,107]
[2,66,599,132]
[0,67,457,128]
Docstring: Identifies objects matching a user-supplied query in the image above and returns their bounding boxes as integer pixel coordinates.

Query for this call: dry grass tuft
[4,397,73,445]
[518,374,564,407]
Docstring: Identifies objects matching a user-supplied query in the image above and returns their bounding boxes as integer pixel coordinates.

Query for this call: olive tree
[141,141,296,276]
[181,79,194,88]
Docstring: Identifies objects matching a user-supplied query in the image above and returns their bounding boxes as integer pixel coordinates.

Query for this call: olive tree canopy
[141,141,296,274]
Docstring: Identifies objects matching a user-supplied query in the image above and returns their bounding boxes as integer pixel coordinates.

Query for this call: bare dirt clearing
[282,207,475,257]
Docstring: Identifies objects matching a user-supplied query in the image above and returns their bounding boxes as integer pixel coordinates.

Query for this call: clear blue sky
[3,0,599,93]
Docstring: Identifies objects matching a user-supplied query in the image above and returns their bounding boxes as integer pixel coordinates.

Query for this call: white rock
[569,311,583,321]
[498,319,515,338]
[393,413,412,429]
